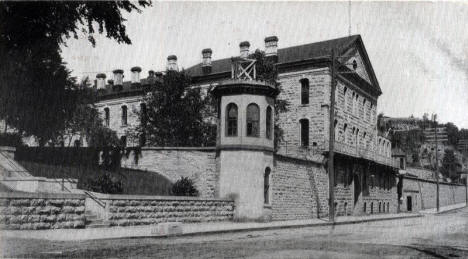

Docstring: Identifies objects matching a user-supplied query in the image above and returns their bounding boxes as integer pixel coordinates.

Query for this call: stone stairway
[85,211,110,228]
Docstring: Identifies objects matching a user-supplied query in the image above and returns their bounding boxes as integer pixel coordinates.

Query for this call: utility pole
[433,114,440,212]
[328,48,337,222]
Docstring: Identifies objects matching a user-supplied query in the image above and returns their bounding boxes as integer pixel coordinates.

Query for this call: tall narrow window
[300,78,309,104]
[343,87,348,110]
[264,167,271,204]
[266,106,272,139]
[246,103,260,137]
[226,103,238,136]
[121,105,128,126]
[356,128,360,147]
[343,123,348,143]
[354,94,359,115]
[300,119,309,147]
[104,108,110,127]
[140,103,147,125]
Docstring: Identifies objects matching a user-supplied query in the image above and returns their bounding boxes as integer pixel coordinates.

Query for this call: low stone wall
[0,192,86,230]
[121,147,217,198]
[95,193,234,227]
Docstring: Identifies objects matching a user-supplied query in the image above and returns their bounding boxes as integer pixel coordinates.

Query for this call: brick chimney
[239,41,250,58]
[264,36,278,62]
[96,73,106,89]
[202,48,212,74]
[112,69,124,86]
[167,55,178,71]
[131,66,142,85]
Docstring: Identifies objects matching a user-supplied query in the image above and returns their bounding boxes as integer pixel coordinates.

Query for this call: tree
[249,49,289,151]
[137,70,216,146]
[0,1,150,145]
[441,149,458,180]
[445,122,459,146]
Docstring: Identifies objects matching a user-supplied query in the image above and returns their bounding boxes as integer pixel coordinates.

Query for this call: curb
[106,214,423,241]
[434,205,467,215]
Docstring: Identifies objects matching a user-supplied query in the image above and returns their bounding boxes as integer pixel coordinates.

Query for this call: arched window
[356,128,360,147]
[266,106,272,139]
[121,105,128,126]
[343,87,348,109]
[140,103,147,125]
[343,123,348,143]
[300,78,309,105]
[334,119,338,140]
[104,107,110,127]
[246,103,260,137]
[264,167,271,204]
[299,119,309,147]
[226,103,238,136]
[354,94,359,115]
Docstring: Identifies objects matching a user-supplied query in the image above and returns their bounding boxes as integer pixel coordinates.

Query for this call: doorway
[407,196,412,211]
[353,173,360,206]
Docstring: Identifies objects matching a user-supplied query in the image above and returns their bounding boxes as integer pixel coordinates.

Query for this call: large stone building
[92,35,399,220]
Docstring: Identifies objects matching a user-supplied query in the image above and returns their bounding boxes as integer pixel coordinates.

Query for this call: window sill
[263,204,272,209]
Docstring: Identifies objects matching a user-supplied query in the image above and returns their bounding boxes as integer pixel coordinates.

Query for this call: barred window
[300,119,309,147]
[300,78,309,104]
[264,167,271,204]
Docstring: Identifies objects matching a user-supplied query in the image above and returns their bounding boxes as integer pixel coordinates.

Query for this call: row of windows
[103,103,147,127]
[226,103,273,139]
[342,86,375,122]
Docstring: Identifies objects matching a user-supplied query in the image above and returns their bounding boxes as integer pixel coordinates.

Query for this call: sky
[61,1,468,129]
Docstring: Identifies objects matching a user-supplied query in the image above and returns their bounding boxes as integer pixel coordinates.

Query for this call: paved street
[2,207,468,258]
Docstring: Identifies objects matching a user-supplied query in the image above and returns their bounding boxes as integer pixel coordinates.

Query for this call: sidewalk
[0,212,421,242]
[419,202,466,214]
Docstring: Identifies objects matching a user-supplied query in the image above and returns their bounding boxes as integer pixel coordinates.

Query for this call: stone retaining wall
[0,192,86,230]
[401,177,466,212]
[96,194,234,227]
[120,147,217,198]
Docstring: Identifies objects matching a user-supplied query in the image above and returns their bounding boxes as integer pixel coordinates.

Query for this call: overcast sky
[61,1,468,129]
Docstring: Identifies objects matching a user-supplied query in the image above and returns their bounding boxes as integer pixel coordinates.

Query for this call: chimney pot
[264,36,279,58]
[202,48,212,74]
[112,69,124,86]
[167,55,178,71]
[239,41,250,58]
[96,73,107,89]
[131,66,142,84]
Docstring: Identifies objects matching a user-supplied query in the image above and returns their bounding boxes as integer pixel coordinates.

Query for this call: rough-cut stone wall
[271,155,328,220]
[401,177,466,212]
[97,194,234,227]
[0,192,86,230]
[276,68,329,159]
[334,159,397,216]
[121,148,217,198]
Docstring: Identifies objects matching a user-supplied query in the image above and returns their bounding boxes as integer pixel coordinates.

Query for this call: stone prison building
[87,35,421,220]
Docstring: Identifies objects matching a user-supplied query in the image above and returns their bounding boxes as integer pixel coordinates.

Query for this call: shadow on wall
[19,161,173,195]
[307,164,327,219]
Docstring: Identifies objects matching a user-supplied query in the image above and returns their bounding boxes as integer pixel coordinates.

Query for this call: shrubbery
[0,133,23,147]
[81,173,123,194]
[171,177,199,196]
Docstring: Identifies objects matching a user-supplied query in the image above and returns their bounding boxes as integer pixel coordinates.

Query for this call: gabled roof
[186,35,382,95]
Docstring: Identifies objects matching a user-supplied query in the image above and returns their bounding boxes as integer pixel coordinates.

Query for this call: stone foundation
[0,192,86,230]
